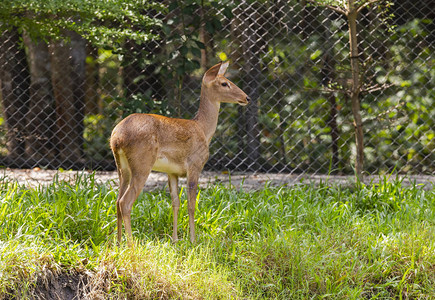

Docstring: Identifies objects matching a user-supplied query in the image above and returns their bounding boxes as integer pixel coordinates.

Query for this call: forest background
[0,0,434,176]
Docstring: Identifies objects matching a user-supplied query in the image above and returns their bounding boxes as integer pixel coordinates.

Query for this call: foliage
[162,0,233,76]
[0,0,163,47]
[154,0,235,118]
[233,1,434,174]
[1,175,435,298]
[0,0,433,174]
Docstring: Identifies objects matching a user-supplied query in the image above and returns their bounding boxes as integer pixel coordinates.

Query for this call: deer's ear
[217,61,229,76]
[203,61,228,84]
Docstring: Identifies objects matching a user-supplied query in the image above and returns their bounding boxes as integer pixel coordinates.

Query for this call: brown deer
[110,61,250,245]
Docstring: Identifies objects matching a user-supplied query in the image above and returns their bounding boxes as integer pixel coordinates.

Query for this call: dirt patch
[32,271,89,300]
[1,168,434,190]
[4,270,90,300]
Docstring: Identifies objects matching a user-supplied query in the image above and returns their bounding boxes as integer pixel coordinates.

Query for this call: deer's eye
[221,82,228,87]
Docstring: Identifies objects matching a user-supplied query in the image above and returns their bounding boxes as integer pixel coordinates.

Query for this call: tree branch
[360,82,394,94]
[306,0,347,15]
[356,0,381,13]
[362,101,405,125]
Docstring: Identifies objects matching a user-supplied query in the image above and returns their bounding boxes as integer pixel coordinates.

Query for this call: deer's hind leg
[168,174,180,242]
[116,146,156,246]
[116,173,129,244]
[113,149,130,245]
[187,171,200,244]
[118,173,150,246]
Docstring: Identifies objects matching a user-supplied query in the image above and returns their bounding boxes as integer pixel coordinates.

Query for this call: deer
[110,61,250,245]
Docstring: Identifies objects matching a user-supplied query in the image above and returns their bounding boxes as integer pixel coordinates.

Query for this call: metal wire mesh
[0,0,434,175]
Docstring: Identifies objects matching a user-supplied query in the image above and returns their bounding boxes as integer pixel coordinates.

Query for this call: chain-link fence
[0,0,434,176]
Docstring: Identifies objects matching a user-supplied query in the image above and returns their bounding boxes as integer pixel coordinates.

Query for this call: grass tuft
[0,173,434,299]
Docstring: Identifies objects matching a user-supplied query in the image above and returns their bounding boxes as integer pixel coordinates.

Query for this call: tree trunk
[230,5,247,169]
[347,0,364,180]
[322,55,340,173]
[199,1,210,71]
[70,31,86,162]
[272,0,288,169]
[50,31,86,165]
[25,35,57,163]
[321,13,340,173]
[85,46,100,115]
[274,82,288,170]
[0,28,30,163]
[241,1,261,171]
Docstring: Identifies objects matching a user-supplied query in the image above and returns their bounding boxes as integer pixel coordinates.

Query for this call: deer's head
[202,61,250,106]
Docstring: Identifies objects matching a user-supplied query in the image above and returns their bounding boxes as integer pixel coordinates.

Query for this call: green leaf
[180,45,188,56]
[310,49,322,60]
[400,80,411,87]
[223,7,233,19]
[176,66,185,75]
[195,40,205,49]
[211,1,219,8]
[168,1,178,12]
[205,21,215,34]
[191,47,202,57]
[211,17,222,30]
[218,52,227,61]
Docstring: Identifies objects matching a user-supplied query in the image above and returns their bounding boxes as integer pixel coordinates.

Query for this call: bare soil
[31,271,89,300]
[1,168,434,190]
[5,270,89,300]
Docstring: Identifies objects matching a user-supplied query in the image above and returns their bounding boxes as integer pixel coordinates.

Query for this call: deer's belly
[152,157,185,175]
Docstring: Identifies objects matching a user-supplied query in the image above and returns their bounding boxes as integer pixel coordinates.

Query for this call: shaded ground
[5,270,89,300]
[32,271,89,300]
[1,168,434,190]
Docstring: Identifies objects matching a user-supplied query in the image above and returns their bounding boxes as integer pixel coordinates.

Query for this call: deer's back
[110,113,209,176]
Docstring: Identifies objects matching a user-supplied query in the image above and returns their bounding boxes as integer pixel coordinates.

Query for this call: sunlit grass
[0,173,434,299]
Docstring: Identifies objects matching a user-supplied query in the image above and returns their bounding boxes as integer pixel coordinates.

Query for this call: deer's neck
[194,86,221,144]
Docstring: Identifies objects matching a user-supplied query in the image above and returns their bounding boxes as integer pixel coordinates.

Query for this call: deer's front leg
[168,174,180,242]
[187,173,200,243]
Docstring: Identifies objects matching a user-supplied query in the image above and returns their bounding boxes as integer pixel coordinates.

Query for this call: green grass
[1,173,435,299]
